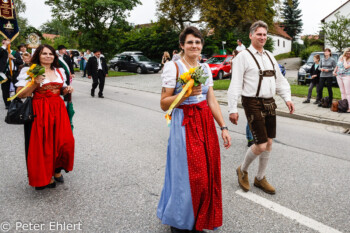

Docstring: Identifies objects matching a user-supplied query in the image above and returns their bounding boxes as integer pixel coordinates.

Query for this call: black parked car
[298,51,341,85]
[108,55,121,69]
[112,54,162,74]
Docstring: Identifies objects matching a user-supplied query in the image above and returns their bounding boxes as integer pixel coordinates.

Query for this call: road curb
[217,101,350,129]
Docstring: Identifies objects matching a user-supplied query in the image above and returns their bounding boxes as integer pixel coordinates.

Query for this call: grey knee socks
[256,151,270,180]
[241,147,258,172]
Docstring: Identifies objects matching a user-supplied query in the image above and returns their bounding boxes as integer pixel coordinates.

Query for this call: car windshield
[133,55,151,62]
[307,54,339,63]
[206,57,225,64]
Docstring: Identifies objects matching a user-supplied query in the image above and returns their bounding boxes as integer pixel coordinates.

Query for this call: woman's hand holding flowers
[34,75,45,85]
[190,85,202,96]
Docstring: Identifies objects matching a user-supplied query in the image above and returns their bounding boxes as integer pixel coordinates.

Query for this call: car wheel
[154,70,159,74]
[218,71,223,80]
[114,65,119,71]
[136,67,143,74]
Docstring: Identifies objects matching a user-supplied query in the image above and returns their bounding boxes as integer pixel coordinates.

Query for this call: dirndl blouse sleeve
[203,63,214,87]
[161,61,177,88]
[15,67,30,87]
[56,67,67,87]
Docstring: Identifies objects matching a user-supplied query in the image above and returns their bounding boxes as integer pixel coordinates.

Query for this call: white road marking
[235,190,342,233]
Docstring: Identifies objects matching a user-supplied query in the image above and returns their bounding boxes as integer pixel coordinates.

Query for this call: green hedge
[275,52,295,61]
[300,45,322,61]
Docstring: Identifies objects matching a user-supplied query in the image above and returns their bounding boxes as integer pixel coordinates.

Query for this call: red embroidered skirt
[27,90,74,187]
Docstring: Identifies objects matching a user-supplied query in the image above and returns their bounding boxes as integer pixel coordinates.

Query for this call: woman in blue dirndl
[157,26,232,233]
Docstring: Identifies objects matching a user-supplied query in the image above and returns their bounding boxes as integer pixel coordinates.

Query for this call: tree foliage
[197,0,277,36]
[156,0,199,30]
[45,0,140,59]
[40,19,72,37]
[119,22,179,61]
[322,13,350,52]
[281,0,303,41]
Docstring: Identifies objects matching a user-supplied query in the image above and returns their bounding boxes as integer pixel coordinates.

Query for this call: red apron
[27,69,74,187]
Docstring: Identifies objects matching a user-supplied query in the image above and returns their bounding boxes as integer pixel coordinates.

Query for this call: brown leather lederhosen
[241,49,278,144]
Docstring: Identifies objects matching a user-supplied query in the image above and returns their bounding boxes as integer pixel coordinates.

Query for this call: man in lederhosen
[228,21,295,195]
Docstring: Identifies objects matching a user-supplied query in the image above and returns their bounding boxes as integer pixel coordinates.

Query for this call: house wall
[268,34,292,55]
[324,2,350,51]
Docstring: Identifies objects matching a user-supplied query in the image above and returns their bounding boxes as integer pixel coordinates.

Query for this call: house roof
[301,35,320,40]
[134,23,154,29]
[269,23,292,40]
[42,33,60,40]
[321,0,350,22]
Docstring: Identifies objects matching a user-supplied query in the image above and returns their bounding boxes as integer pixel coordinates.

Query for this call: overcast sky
[22,0,348,35]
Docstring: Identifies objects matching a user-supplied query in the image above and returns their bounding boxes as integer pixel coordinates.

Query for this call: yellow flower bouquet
[8,64,46,101]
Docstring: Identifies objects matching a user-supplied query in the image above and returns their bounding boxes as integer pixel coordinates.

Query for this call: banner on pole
[0,0,19,42]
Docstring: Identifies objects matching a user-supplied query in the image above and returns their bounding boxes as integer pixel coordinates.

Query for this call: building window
[283,41,285,47]
[278,39,280,47]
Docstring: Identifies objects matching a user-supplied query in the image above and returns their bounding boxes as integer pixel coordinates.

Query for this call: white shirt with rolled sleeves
[236,44,246,53]
[227,45,291,114]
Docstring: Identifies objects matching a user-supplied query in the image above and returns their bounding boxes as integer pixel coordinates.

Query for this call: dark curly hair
[30,44,59,69]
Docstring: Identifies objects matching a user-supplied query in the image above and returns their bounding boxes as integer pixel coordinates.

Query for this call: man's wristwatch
[220,126,228,131]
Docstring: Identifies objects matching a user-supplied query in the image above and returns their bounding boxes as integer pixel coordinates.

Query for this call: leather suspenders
[246,49,277,97]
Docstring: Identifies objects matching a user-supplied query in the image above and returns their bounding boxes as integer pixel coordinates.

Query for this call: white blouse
[161,61,214,88]
[15,67,67,88]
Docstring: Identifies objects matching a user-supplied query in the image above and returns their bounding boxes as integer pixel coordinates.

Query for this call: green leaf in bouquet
[198,75,209,84]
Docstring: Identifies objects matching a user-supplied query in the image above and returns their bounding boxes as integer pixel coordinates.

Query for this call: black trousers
[318,77,333,102]
[91,70,105,95]
[24,122,32,175]
[1,79,10,107]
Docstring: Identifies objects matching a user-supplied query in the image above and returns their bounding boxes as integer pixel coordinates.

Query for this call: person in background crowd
[161,51,171,66]
[172,50,181,62]
[318,48,336,108]
[1,39,22,107]
[18,52,31,71]
[12,44,24,86]
[17,52,32,163]
[228,20,294,195]
[83,49,92,77]
[0,39,9,109]
[232,50,239,57]
[303,54,321,104]
[57,45,75,84]
[87,49,108,98]
[15,44,75,190]
[78,51,87,74]
[158,26,231,233]
[334,48,350,112]
[236,39,246,53]
[18,43,27,59]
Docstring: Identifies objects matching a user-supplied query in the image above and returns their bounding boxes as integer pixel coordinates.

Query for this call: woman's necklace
[183,57,198,69]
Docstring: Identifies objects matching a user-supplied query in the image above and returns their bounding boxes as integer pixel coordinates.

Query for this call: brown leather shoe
[236,166,250,192]
[254,176,276,195]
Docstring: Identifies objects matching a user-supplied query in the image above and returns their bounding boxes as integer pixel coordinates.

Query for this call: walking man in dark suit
[87,49,108,98]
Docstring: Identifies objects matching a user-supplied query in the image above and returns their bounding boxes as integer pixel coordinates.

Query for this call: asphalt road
[0,74,349,233]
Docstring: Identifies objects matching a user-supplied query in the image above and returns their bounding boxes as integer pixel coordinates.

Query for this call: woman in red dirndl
[15,44,74,190]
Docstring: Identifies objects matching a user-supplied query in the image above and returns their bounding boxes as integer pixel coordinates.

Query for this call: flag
[0,0,19,42]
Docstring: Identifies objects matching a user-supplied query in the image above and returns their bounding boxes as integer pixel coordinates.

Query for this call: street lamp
[222,41,226,55]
